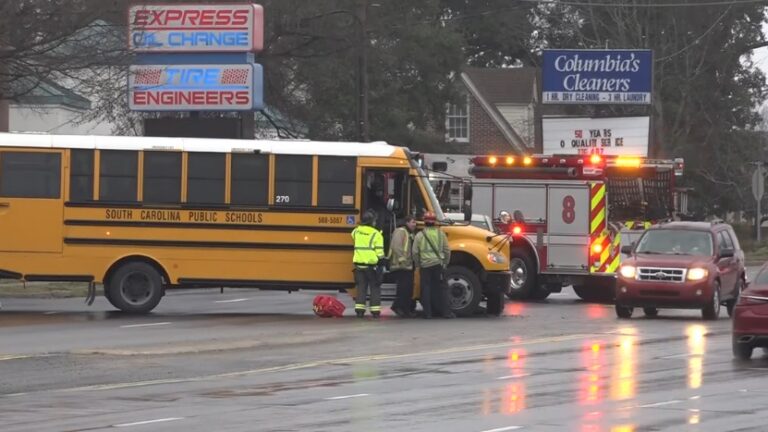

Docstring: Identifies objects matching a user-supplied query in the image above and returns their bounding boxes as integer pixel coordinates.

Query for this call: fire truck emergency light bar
[469,154,683,179]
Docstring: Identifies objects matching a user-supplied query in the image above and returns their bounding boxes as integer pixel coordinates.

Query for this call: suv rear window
[635,229,713,257]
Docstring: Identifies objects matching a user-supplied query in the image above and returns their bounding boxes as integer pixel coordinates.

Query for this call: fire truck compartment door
[546,185,590,270]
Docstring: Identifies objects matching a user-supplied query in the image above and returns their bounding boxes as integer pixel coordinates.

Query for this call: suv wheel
[702,280,721,320]
[615,305,633,319]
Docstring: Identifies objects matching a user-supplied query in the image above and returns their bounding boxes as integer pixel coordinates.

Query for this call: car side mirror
[621,245,633,255]
[720,248,735,258]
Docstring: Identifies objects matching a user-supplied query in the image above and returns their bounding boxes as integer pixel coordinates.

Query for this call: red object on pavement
[313,295,346,318]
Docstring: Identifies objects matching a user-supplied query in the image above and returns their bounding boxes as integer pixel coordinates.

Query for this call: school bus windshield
[415,165,445,221]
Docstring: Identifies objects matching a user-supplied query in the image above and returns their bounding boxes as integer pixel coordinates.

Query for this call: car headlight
[687,268,708,281]
[620,265,636,279]
[487,251,507,264]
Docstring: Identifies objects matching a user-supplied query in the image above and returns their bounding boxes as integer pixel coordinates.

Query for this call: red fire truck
[465,153,685,302]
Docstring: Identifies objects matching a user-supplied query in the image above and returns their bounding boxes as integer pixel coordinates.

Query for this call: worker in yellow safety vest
[388,215,417,317]
[352,210,386,318]
[412,211,454,319]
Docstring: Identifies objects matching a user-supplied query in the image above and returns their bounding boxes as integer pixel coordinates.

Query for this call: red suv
[732,263,768,360]
[615,221,745,320]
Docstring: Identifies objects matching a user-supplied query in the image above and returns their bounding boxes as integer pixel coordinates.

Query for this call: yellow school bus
[0,133,511,316]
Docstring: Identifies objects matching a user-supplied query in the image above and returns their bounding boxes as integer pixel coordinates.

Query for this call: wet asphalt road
[1,271,767,432]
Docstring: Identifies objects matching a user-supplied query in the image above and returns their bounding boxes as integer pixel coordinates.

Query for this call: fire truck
[435,153,685,302]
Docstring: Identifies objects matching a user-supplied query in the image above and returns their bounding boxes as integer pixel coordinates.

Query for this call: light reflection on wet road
[1,284,767,431]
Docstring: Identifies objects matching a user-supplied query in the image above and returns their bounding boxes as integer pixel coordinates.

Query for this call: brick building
[446,67,540,156]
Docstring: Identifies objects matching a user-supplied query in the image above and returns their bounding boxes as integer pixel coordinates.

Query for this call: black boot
[356,310,365,318]
[371,311,381,319]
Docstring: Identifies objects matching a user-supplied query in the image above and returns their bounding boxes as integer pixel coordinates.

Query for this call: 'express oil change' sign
[128,4,264,52]
[542,49,652,105]
[542,116,649,156]
[128,64,264,111]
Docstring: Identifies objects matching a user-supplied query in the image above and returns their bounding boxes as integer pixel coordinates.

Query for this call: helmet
[423,211,437,223]
[362,210,377,225]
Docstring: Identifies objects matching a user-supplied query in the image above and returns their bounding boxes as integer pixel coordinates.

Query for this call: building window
[231,153,269,206]
[0,152,61,199]
[99,150,137,202]
[187,153,225,205]
[143,152,181,204]
[446,96,469,142]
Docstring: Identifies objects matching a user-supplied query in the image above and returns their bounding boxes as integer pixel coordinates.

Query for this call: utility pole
[357,0,369,142]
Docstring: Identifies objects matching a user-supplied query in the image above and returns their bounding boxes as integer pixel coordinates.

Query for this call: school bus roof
[0,132,401,158]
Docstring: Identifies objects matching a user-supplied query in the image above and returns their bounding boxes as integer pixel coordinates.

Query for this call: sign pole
[752,162,765,243]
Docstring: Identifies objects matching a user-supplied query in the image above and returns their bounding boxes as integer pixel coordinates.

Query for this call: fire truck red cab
[467,153,685,302]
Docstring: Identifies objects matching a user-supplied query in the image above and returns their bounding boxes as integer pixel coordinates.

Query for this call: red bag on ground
[313,295,346,318]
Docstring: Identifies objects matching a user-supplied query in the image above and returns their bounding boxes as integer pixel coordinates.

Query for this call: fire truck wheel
[573,279,614,304]
[106,262,164,314]
[445,266,482,317]
[507,250,537,300]
[486,292,505,316]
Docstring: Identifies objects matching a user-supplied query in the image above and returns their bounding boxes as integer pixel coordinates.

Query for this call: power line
[521,0,768,6]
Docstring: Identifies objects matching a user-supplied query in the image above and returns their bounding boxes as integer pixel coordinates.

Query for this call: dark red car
[615,221,745,320]
[732,264,768,360]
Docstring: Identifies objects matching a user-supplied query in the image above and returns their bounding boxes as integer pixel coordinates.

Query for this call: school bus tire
[445,266,482,317]
[106,261,164,314]
[486,291,505,316]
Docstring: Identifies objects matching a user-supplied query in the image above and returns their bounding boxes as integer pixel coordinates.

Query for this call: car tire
[643,307,659,318]
[726,278,744,318]
[105,261,164,314]
[702,280,721,321]
[444,266,482,317]
[506,250,537,300]
[732,337,753,361]
[486,292,505,316]
[615,305,634,319]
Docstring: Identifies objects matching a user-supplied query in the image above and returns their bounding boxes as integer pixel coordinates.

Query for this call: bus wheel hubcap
[448,277,472,309]
[120,272,152,305]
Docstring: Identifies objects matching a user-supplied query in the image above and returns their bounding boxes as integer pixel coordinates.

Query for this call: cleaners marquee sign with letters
[542,49,652,105]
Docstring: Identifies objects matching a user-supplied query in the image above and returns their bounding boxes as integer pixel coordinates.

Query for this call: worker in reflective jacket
[412,211,454,319]
[352,210,386,318]
[388,215,417,317]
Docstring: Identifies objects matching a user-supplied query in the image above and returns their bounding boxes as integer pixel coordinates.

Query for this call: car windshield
[635,229,713,256]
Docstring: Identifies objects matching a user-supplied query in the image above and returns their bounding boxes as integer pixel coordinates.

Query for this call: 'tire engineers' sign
[128,4,264,52]
[542,116,650,156]
[128,64,264,111]
[542,49,652,105]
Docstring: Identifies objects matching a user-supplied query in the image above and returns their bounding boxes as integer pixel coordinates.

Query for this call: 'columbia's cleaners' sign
[542,49,652,105]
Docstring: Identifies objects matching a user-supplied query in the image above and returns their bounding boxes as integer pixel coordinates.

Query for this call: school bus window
[274,155,312,207]
[69,149,93,202]
[187,152,225,205]
[99,150,137,202]
[318,156,356,207]
[0,152,61,199]
[143,152,181,204]
[409,178,427,218]
[231,153,268,206]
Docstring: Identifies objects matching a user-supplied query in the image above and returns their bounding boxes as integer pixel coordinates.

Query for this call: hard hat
[423,211,437,223]
[500,211,510,217]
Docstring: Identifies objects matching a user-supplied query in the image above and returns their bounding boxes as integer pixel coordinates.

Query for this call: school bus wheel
[105,261,165,314]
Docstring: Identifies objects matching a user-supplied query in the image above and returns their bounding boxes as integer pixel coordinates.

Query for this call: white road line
[689,395,701,400]
[214,298,249,303]
[496,373,530,380]
[114,417,184,427]
[638,400,682,408]
[658,353,690,359]
[120,322,171,329]
[43,311,58,315]
[480,426,523,432]
[324,393,369,400]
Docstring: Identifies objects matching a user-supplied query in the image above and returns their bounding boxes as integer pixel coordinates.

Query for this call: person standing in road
[413,211,454,319]
[352,210,386,318]
[388,216,417,317]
